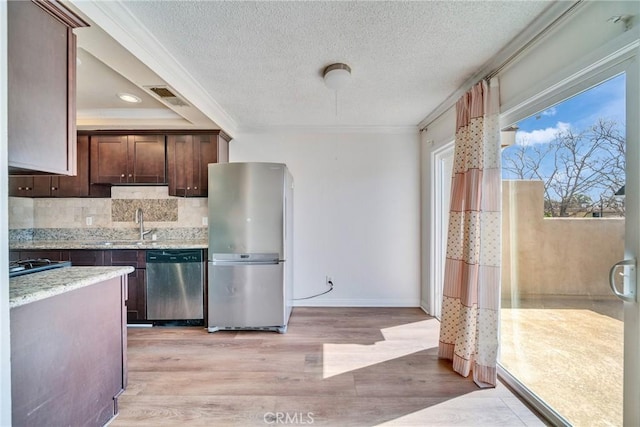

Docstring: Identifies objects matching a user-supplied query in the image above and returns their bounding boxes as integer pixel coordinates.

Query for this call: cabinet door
[193,135,217,197]
[125,269,146,322]
[129,135,166,183]
[31,176,53,198]
[54,135,90,197]
[8,1,83,175]
[9,176,37,197]
[90,135,129,184]
[167,135,194,197]
[167,134,220,197]
[9,176,51,197]
[107,250,147,322]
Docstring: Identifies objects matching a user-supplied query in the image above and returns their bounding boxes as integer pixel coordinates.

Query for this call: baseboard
[419,304,431,316]
[293,298,420,307]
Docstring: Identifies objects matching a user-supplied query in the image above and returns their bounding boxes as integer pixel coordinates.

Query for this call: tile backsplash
[111,199,178,222]
[9,186,208,239]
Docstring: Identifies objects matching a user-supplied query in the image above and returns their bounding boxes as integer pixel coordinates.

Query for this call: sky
[502,73,626,204]
[513,73,625,146]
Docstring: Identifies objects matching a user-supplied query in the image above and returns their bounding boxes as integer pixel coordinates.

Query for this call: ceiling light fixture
[117,92,142,103]
[323,63,352,116]
[323,63,352,91]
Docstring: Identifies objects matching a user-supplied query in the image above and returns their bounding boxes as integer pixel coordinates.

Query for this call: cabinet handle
[187,186,191,190]
[18,187,23,190]
[120,174,125,178]
[25,187,32,191]
[51,187,57,191]
[128,174,132,178]
[194,186,198,190]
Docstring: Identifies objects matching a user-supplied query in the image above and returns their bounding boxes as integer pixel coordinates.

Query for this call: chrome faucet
[135,208,153,240]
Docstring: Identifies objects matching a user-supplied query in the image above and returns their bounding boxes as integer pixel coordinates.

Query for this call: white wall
[1,1,12,424]
[231,130,420,307]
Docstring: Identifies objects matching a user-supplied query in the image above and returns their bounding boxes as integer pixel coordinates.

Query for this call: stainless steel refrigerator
[207,162,293,333]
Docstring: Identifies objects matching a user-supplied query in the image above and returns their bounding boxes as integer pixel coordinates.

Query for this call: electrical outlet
[85,216,93,226]
[202,217,208,226]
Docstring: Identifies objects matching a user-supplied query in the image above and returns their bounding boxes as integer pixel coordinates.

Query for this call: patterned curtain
[438,78,501,388]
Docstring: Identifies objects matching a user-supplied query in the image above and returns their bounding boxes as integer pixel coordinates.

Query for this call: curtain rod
[484,0,584,81]
[418,0,584,132]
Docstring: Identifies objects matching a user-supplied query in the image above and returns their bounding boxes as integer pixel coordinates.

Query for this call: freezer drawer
[208,261,285,332]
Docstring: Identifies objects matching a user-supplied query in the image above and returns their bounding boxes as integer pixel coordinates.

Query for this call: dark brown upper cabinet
[8,135,102,198]
[90,134,166,185]
[167,132,230,197]
[8,1,88,175]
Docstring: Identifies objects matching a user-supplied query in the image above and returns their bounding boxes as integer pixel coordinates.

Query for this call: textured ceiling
[72,0,554,131]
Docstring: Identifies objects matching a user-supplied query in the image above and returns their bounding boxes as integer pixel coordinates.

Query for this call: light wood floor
[112,307,545,426]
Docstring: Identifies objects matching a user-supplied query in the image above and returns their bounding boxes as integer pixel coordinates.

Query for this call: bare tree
[502,118,625,217]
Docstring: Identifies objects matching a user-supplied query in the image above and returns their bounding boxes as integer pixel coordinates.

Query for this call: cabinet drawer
[107,250,146,269]
[68,250,105,266]
[18,250,69,261]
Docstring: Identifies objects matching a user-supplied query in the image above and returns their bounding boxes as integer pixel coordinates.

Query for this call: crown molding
[69,0,238,138]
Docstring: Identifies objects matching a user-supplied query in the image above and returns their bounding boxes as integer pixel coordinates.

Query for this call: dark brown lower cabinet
[123,267,146,322]
[13,249,148,322]
[107,250,147,323]
[69,249,106,266]
[14,250,68,261]
[11,275,127,426]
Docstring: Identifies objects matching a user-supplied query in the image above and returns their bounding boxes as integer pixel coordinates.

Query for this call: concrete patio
[501,298,623,426]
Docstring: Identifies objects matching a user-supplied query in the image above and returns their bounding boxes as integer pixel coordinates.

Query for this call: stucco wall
[502,180,624,297]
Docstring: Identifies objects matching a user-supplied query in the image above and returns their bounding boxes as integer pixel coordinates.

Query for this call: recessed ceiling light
[117,92,142,103]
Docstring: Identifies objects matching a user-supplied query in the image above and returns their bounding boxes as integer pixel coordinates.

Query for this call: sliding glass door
[500,52,640,425]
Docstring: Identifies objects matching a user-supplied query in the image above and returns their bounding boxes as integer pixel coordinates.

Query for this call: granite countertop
[10,266,135,308]
[10,239,208,250]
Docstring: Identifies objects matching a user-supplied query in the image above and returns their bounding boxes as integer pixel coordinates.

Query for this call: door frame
[429,142,454,319]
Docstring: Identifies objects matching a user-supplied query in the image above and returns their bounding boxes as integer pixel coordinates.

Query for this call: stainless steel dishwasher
[146,250,204,324]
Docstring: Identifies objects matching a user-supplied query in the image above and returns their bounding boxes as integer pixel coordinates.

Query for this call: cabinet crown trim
[78,129,232,142]
[33,0,89,28]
